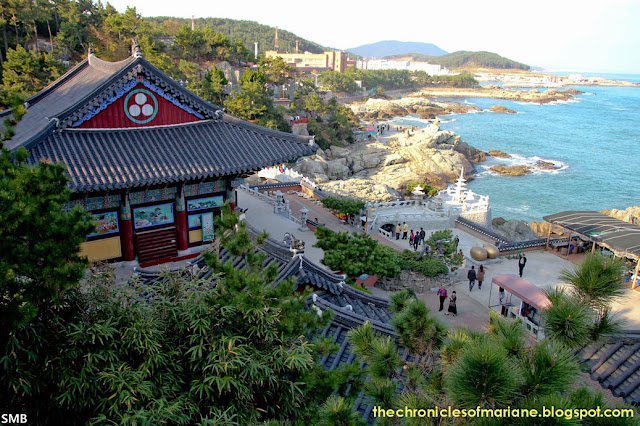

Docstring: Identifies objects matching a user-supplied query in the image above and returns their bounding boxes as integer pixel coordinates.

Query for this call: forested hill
[387,51,530,70]
[146,17,328,56]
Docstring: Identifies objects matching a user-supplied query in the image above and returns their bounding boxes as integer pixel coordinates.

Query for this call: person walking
[409,230,415,247]
[477,265,486,290]
[413,232,421,251]
[395,223,401,240]
[467,266,476,291]
[419,228,426,245]
[402,222,408,239]
[518,254,527,277]
[445,291,457,316]
[437,284,448,312]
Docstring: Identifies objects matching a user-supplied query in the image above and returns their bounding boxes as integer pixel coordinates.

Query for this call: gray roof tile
[28,117,314,192]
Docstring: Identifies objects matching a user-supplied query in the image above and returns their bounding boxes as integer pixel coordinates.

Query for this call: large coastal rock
[490,105,516,113]
[492,218,540,242]
[487,150,511,158]
[530,221,566,237]
[601,206,640,224]
[490,165,532,176]
[350,97,480,121]
[295,127,482,202]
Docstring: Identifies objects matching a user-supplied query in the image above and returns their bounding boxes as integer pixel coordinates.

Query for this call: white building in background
[358,59,449,75]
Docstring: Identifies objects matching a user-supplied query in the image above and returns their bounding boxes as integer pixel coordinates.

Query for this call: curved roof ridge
[312,296,396,335]
[87,53,137,72]
[341,284,390,307]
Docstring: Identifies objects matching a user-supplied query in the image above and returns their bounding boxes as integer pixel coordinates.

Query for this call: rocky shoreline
[411,86,583,104]
[348,87,581,121]
[295,126,483,202]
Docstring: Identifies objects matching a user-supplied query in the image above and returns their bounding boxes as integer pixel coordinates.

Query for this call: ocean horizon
[391,77,640,223]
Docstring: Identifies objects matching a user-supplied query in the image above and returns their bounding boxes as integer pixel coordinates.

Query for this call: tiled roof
[27,116,315,192]
[577,336,640,405]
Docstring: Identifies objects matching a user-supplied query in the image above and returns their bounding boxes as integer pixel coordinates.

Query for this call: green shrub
[321,197,365,216]
[398,250,449,277]
[405,182,439,197]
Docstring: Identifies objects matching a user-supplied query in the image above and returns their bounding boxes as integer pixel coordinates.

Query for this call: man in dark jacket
[518,254,527,277]
[467,266,476,291]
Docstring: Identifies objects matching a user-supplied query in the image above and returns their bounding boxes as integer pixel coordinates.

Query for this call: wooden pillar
[119,196,135,262]
[632,258,640,289]
[226,189,237,212]
[545,224,552,250]
[175,186,188,252]
[566,233,572,257]
[592,241,597,253]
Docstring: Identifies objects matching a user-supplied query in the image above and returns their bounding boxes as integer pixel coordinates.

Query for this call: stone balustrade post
[299,207,309,231]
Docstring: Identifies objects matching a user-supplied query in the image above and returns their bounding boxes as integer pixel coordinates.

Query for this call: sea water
[391,75,640,222]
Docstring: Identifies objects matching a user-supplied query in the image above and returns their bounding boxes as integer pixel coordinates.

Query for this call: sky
[108,0,640,73]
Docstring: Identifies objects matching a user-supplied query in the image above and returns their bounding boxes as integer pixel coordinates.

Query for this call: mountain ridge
[347,40,448,58]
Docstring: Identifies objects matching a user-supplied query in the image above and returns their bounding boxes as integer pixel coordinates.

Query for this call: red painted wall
[79,83,201,129]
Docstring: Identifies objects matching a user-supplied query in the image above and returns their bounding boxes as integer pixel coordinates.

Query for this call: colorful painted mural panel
[188,214,202,228]
[187,195,224,212]
[133,203,174,229]
[89,211,119,237]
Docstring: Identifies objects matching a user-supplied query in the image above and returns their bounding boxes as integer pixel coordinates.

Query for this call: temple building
[4,43,315,265]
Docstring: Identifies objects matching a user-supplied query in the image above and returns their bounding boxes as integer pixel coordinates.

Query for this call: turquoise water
[392,77,640,222]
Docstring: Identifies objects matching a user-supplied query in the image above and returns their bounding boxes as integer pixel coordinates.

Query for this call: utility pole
[254,42,258,60]
[191,15,194,31]
[275,27,279,50]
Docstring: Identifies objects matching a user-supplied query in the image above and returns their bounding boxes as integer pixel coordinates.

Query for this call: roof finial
[131,38,142,58]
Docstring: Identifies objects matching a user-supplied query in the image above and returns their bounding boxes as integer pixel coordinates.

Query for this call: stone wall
[377,270,451,294]
[460,207,492,228]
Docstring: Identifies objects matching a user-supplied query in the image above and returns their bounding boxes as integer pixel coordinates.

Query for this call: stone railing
[378,227,393,239]
[239,184,310,230]
[257,167,303,182]
[239,184,277,205]
[440,188,490,212]
[367,199,432,211]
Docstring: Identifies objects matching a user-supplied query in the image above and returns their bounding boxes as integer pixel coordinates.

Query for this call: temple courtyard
[237,189,640,332]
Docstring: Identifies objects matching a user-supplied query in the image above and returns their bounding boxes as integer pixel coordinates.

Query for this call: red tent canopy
[491,274,551,310]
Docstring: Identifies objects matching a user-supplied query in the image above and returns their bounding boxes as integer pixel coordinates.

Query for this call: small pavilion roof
[491,274,551,309]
